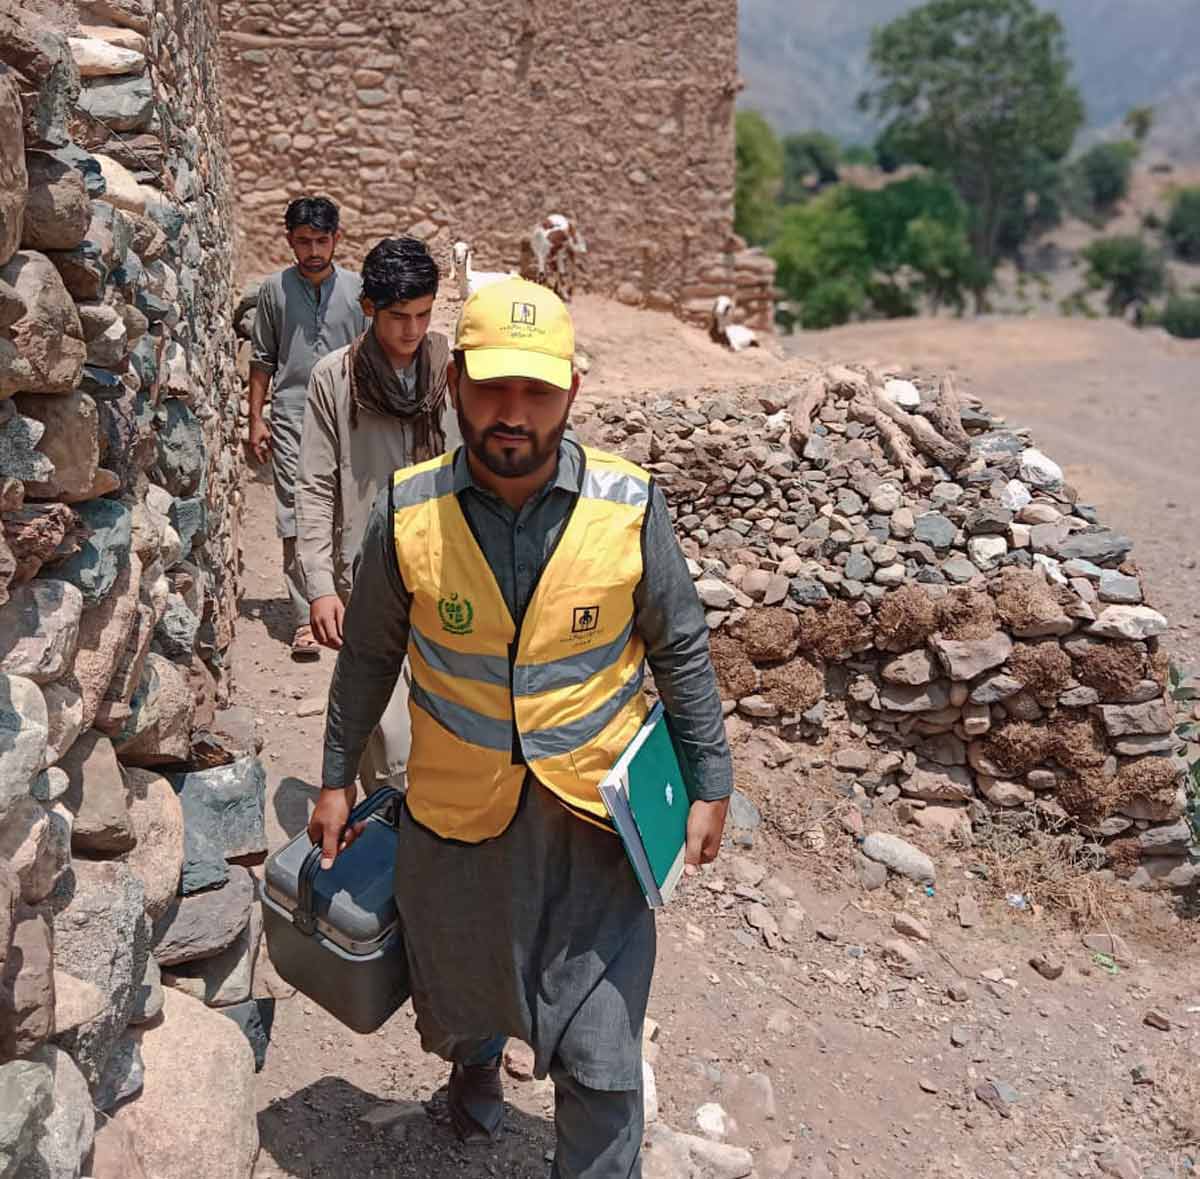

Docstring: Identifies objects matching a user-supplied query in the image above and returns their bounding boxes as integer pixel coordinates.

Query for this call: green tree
[844,175,984,313]
[1124,106,1155,144]
[770,194,870,329]
[903,215,980,313]
[1070,141,1138,222]
[1080,236,1166,316]
[1163,294,1200,339]
[1166,187,1200,261]
[735,110,784,245]
[860,0,1085,291]
[842,143,877,167]
[780,131,841,202]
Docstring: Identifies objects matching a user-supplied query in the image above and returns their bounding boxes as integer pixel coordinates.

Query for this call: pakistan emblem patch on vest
[438,593,474,635]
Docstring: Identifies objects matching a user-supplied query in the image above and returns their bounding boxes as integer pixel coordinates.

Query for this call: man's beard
[457,404,569,479]
[299,254,332,272]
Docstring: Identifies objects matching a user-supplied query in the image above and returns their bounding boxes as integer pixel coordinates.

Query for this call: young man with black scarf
[295,236,459,788]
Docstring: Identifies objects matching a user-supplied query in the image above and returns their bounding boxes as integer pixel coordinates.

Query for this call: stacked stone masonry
[1,2,263,1177]
[218,0,776,330]
[575,366,1197,894]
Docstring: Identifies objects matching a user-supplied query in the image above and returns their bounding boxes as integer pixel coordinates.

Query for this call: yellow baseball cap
[455,277,575,391]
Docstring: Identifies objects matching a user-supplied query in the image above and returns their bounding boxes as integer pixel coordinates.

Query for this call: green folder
[597,702,690,908]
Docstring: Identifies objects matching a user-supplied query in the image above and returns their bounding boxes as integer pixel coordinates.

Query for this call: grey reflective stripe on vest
[580,466,649,508]
[392,461,456,510]
[512,620,637,697]
[410,679,513,751]
[410,621,510,687]
[521,664,645,761]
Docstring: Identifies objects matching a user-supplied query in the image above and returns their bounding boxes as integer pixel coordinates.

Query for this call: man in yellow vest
[309,277,732,1176]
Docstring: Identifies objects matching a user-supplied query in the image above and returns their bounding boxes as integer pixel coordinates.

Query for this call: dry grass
[874,584,938,653]
[971,811,1114,927]
[709,634,757,700]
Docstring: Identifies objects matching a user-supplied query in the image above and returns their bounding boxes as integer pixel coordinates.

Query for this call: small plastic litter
[1092,951,1119,976]
[1006,893,1027,910]
[924,884,935,897]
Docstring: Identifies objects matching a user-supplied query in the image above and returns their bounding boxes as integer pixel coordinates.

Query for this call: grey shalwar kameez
[322,440,733,1177]
[296,333,458,786]
[249,264,367,624]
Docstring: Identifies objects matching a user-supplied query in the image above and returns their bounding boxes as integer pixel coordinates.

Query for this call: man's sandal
[290,625,321,662]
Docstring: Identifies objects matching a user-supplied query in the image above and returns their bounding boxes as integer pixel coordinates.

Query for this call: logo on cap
[511,302,537,326]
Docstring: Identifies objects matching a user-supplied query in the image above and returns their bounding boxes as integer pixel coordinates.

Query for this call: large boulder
[44,201,129,301]
[0,68,26,266]
[16,391,101,502]
[49,858,149,1088]
[40,680,84,764]
[26,1044,94,1179]
[112,651,193,766]
[0,1058,53,1179]
[0,579,83,683]
[152,398,203,496]
[152,866,253,967]
[122,767,183,921]
[21,151,91,252]
[164,902,260,1008]
[0,14,79,148]
[109,989,258,1179]
[0,905,54,1059]
[52,497,132,608]
[68,35,145,78]
[71,551,140,730]
[52,970,106,1041]
[0,796,67,904]
[0,251,85,393]
[0,672,47,808]
[77,73,153,133]
[168,757,266,894]
[57,729,134,853]
[89,1113,149,1179]
[0,403,53,481]
[93,1033,143,1112]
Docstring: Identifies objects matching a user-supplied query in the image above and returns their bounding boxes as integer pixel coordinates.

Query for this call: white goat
[709,295,759,352]
[450,240,517,301]
[530,214,587,300]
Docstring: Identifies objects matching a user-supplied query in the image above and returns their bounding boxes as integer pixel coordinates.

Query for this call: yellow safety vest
[391,444,652,842]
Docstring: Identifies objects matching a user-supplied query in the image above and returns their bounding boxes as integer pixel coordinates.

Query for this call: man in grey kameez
[310,279,732,1177]
[248,195,366,659]
[296,236,458,788]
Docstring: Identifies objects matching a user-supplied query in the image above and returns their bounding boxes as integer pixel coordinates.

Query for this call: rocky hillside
[739,0,1200,160]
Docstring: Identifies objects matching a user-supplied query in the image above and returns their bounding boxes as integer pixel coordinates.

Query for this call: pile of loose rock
[1,3,261,1177]
[576,364,1196,892]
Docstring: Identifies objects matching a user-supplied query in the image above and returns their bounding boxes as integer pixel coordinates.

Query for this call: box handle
[293,786,403,936]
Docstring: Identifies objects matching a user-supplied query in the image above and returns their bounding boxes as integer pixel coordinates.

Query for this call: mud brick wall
[1,2,264,1176]
[218,0,765,325]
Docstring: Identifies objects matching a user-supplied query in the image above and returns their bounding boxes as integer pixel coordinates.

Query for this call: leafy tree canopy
[735,110,784,245]
[1080,236,1166,315]
[860,0,1085,274]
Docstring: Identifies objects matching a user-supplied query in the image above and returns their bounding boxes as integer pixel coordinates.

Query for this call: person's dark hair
[361,237,439,308]
[284,196,339,234]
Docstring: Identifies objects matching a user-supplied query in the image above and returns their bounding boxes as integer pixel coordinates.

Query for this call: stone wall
[575,366,1198,893]
[218,0,767,328]
[1,2,262,1175]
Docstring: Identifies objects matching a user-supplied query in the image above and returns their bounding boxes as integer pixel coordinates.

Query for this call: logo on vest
[571,605,599,634]
[438,593,474,635]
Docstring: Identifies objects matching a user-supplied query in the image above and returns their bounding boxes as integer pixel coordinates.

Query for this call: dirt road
[231,306,1200,1177]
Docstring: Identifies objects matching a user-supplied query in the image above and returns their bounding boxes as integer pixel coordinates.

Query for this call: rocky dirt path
[233,454,1200,1179]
